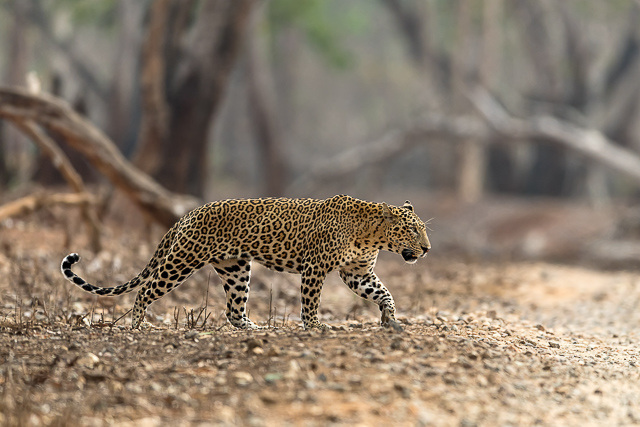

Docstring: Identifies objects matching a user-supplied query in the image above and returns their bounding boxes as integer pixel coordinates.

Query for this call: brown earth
[1,201,640,426]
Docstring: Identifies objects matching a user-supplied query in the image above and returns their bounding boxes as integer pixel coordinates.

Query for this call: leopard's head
[381,201,431,264]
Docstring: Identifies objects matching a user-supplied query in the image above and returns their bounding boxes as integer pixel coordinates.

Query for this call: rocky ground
[1,200,640,426]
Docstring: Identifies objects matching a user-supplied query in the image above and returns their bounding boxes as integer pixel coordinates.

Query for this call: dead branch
[10,118,102,251]
[291,87,640,194]
[0,192,94,223]
[287,114,488,194]
[0,87,200,228]
[469,87,640,185]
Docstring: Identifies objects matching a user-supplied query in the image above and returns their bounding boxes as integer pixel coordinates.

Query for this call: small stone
[266,347,281,357]
[184,330,199,340]
[260,391,279,405]
[394,382,411,398]
[549,342,561,349]
[328,383,346,392]
[233,371,253,386]
[99,347,117,357]
[348,375,362,386]
[245,338,263,351]
[76,352,100,369]
[284,360,301,380]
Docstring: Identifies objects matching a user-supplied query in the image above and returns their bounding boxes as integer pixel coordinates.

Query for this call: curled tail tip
[64,253,81,264]
[61,253,81,276]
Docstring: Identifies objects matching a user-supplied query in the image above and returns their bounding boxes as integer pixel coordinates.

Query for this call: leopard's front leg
[213,258,262,330]
[300,265,330,329]
[339,267,397,327]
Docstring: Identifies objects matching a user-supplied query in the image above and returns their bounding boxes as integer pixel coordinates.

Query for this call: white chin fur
[405,258,418,265]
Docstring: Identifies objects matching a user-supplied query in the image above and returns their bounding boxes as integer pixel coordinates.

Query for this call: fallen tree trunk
[0,192,94,222]
[0,87,200,228]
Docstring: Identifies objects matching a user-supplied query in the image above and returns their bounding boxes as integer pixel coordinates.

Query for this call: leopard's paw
[229,317,264,330]
[303,321,332,330]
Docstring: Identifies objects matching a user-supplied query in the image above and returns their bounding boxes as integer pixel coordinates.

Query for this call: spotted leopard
[61,195,431,329]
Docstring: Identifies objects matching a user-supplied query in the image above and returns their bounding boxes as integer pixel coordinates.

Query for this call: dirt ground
[1,199,640,426]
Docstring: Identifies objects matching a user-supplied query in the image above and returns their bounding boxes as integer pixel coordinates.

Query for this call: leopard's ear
[402,200,414,212]
[382,202,399,224]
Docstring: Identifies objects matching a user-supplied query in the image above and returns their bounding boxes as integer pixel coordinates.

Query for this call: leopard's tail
[60,222,180,296]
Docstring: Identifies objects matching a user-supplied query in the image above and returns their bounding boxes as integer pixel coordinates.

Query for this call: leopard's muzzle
[401,246,430,264]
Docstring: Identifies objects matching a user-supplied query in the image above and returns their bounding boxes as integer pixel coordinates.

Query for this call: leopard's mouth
[401,249,418,264]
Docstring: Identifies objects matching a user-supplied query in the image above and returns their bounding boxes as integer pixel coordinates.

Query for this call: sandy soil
[1,207,640,426]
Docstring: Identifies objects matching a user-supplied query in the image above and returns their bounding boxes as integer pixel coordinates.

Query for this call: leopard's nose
[421,246,430,254]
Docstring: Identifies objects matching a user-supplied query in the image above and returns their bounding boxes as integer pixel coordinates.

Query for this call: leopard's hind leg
[131,251,206,328]
[212,258,261,329]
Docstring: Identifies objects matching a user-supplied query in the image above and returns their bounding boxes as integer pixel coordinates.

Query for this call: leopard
[60,195,431,330]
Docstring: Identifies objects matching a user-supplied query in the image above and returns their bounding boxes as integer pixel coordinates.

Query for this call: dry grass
[1,210,640,426]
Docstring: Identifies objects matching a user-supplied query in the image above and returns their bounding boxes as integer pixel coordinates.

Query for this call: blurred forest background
[2,0,640,261]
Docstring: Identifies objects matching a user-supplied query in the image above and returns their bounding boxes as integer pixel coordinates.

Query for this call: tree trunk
[453,0,484,203]
[157,0,255,196]
[133,0,170,176]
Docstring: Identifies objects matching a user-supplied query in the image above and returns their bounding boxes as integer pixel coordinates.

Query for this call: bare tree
[291,87,640,194]
[0,87,200,228]
[16,0,255,198]
[468,87,640,186]
[507,1,640,199]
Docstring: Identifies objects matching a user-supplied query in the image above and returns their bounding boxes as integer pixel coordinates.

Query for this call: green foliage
[269,0,368,69]
[49,0,117,28]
